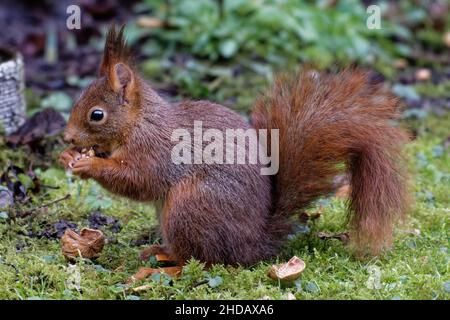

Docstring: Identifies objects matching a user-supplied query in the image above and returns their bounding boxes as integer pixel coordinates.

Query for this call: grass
[0,0,449,299]
[0,112,448,300]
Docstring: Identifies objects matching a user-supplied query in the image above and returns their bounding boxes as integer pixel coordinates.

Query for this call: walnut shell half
[61,228,105,261]
[268,256,306,282]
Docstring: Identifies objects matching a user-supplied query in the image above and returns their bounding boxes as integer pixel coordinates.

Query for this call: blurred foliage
[0,0,449,300]
[129,0,449,110]
[144,0,409,67]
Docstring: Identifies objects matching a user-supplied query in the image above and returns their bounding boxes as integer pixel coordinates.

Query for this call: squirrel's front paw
[72,157,99,179]
[59,148,82,169]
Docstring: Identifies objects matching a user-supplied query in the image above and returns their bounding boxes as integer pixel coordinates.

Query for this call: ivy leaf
[219,39,238,58]
[392,84,420,101]
[41,92,73,112]
[444,281,450,293]
[17,173,35,191]
[150,273,172,286]
[85,194,113,210]
[85,185,113,210]
[304,281,320,293]
[208,275,223,288]
[42,255,56,263]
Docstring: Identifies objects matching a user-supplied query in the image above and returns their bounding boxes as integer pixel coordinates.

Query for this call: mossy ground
[0,112,448,300]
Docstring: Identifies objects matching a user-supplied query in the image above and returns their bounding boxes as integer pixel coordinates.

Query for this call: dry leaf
[60,228,105,261]
[6,108,65,146]
[415,68,431,81]
[132,284,152,292]
[136,16,164,28]
[335,184,350,198]
[316,231,350,244]
[443,32,450,48]
[268,256,306,282]
[127,266,182,283]
[155,253,177,264]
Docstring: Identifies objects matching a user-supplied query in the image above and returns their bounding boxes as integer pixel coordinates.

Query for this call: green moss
[413,81,450,99]
[0,113,448,300]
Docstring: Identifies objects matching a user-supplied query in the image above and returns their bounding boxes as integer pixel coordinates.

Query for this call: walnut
[80,147,96,158]
[268,256,306,282]
[61,228,105,261]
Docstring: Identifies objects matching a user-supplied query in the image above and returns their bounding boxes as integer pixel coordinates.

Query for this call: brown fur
[251,70,410,254]
[60,26,410,266]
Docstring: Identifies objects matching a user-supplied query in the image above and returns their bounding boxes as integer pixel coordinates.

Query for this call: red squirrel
[60,26,409,266]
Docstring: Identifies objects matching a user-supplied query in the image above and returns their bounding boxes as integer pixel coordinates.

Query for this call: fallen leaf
[155,253,177,264]
[127,266,182,283]
[443,32,450,48]
[60,228,105,261]
[136,16,164,28]
[6,108,65,146]
[268,256,306,282]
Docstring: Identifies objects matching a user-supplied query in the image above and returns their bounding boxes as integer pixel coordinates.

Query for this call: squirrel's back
[62,25,410,265]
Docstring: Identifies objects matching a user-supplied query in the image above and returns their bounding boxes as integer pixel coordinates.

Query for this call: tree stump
[0,48,26,135]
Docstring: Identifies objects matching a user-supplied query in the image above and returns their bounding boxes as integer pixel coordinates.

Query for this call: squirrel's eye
[90,109,104,122]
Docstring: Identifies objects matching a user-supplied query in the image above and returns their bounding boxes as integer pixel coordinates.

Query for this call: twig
[17,194,71,218]
[188,279,209,290]
[40,184,60,190]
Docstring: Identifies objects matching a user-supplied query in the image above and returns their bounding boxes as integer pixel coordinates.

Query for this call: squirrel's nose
[63,130,75,144]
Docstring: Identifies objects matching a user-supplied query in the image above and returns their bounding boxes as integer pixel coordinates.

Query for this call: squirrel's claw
[60,148,82,169]
[72,157,96,179]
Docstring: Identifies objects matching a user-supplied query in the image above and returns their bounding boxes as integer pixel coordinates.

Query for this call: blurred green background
[0,0,448,300]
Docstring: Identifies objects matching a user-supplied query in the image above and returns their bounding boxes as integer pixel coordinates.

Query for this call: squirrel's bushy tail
[251,69,410,254]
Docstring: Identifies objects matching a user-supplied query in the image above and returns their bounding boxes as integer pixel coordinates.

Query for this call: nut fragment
[67,147,95,170]
[268,256,306,282]
[61,228,105,261]
[80,147,95,158]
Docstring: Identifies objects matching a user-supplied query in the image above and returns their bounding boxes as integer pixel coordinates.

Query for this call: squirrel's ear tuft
[99,24,131,78]
[99,24,137,103]
[111,62,135,103]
